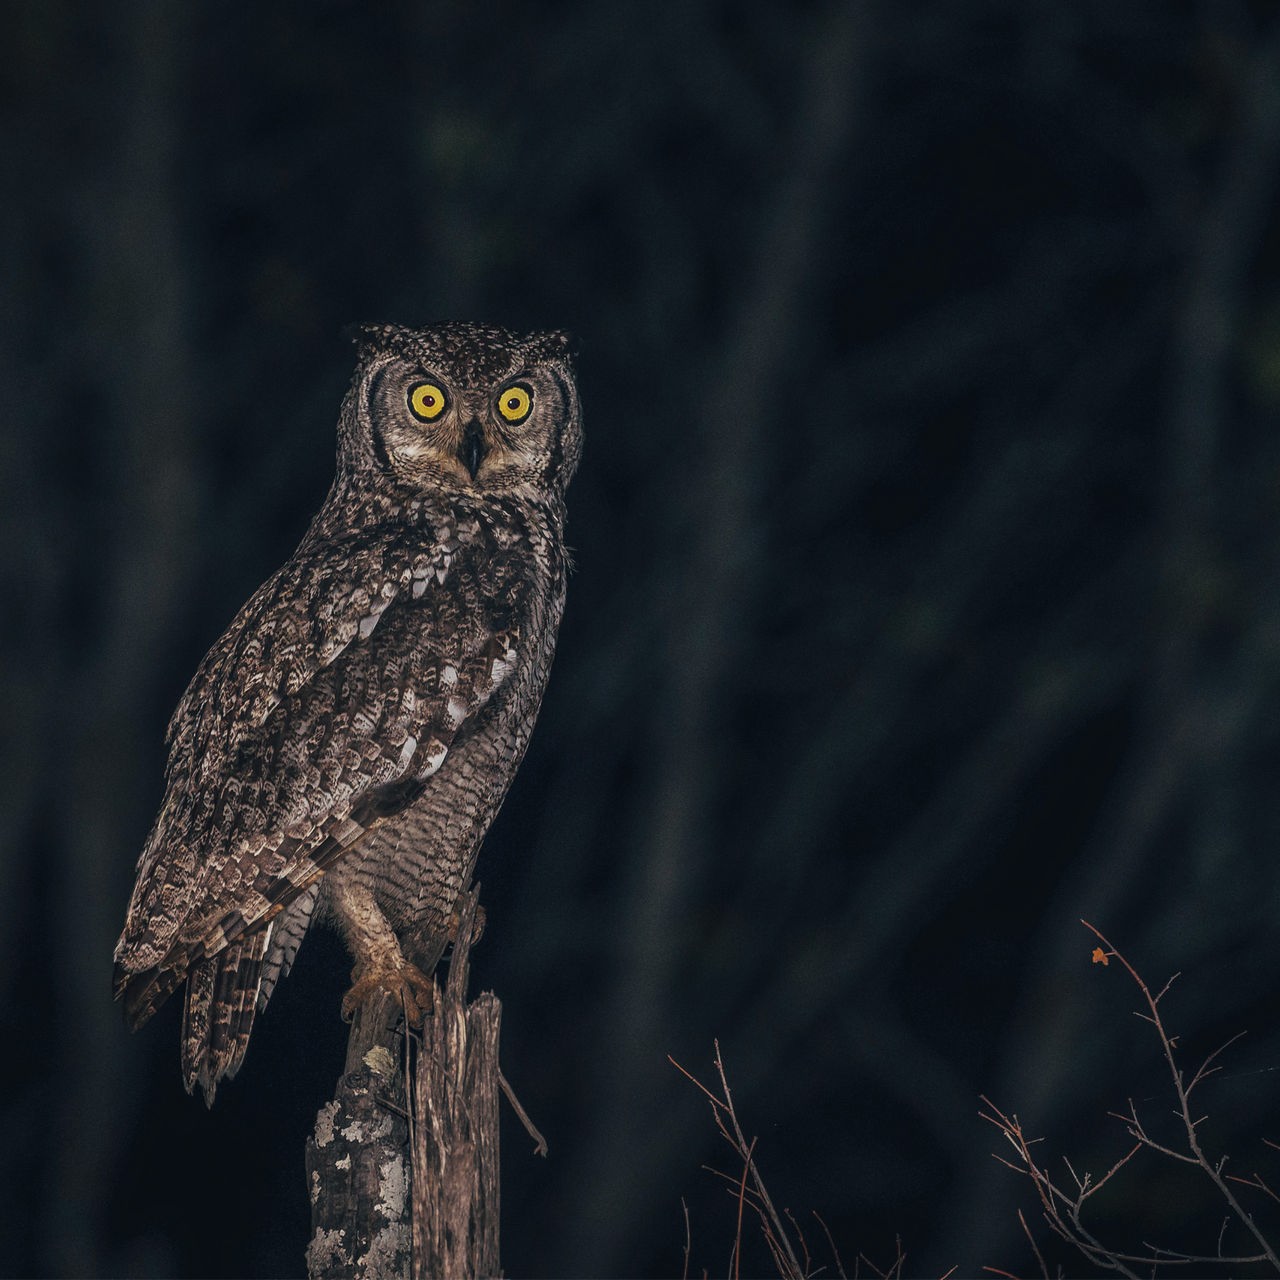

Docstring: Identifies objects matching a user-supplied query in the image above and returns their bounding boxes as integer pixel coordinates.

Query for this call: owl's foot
[341,960,435,1026]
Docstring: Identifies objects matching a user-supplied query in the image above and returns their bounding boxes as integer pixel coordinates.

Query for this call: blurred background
[5,1,1280,1275]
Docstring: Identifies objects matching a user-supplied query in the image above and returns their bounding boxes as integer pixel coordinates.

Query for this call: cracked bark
[410,889,501,1280]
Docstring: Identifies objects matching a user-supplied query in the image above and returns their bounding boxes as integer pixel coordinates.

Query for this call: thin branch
[713,1041,807,1279]
[498,1068,548,1157]
[1082,920,1280,1271]
[669,1052,730,1112]
[983,924,1280,1275]
[672,1043,848,1279]
[1018,1208,1049,1280]
[784,1209,813,1280]
[682,1197,692,1280]
[853,1236,905,1280]
[812,1210,848,1280]
[1228,1173,1280,1209]
[1189,1034,1250,1096]
[732,1135,755,1280]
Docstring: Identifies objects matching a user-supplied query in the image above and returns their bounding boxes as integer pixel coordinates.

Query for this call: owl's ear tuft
[345,323,400,356]
[533,329,575,363]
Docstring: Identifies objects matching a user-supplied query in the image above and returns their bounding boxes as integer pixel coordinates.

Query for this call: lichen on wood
[305,886,504,1280]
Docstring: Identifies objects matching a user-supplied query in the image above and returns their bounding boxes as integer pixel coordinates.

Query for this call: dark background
[6,1,1280,1276]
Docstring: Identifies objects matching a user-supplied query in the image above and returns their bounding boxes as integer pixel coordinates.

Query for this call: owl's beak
[459,420,487,480]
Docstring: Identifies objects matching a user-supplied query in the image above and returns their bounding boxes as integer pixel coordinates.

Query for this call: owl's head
[339,322,582,501]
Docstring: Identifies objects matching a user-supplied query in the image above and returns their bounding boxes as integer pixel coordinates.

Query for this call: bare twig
[812,1210,848,1280]
[671,1043,841,1279]
[498,1068,548,1157]
[853,1236,906,1280]
[1018,1208,1049,1280]
[983,923,1280,1275]
[1082,920,1280,1272]
[784,1209,811,1279]
[732,1135,756,1280]
[682,1197,692,1280]
[712,1042,806,1278]
[1228,1171,1280,1209]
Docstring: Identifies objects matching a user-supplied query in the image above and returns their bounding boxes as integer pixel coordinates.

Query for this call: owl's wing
[113,520,523,1029]
[164,524,460,772]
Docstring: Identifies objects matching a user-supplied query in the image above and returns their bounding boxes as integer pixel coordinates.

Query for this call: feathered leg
[327,874,434,1024]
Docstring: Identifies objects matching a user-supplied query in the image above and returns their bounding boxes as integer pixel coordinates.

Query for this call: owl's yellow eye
[408,381,448,422]
[496,384,532,424]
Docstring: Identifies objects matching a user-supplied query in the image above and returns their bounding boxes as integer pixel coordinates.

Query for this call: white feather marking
[412,576,429,598]
[398,734,418,768]
[444,695,468,727]
[419,738,449,777]
[440,664,459,688]
[358,611,382,639]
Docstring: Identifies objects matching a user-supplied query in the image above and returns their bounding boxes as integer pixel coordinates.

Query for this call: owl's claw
[341,960,435,1026]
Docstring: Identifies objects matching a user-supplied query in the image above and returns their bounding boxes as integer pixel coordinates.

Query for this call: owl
[113,322,581,1105]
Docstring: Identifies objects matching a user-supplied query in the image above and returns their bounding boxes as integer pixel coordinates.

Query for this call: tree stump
[305,886,502,1280]
[305,1037,412,1280]
[411,890,501,1278]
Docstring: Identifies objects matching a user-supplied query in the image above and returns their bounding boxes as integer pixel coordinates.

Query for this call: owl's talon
[341,962,435,1026]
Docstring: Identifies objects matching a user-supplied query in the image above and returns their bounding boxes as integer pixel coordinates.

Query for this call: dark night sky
[6,2,1280,1276]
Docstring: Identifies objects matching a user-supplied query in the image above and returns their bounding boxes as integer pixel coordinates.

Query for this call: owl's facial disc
[363,354,566,495]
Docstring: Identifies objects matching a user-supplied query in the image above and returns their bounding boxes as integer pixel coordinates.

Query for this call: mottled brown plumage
[113,322,581,1104]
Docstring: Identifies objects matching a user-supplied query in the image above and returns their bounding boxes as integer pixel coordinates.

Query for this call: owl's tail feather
[258,882,321,1012]
[115,956,190,1031]
[182,928,270,1107]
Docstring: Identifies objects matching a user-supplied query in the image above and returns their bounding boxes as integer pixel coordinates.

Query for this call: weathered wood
[305,885,503,1280]
[411,889,502,1279]
[305,1043,412,1280]
[345,985,414,1077]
